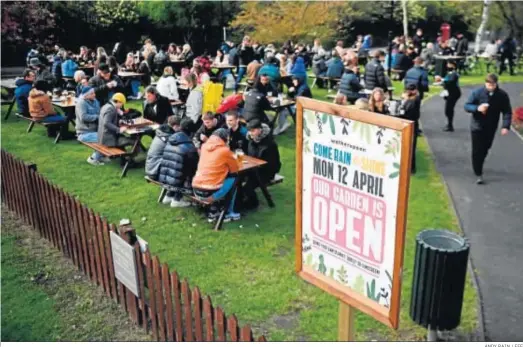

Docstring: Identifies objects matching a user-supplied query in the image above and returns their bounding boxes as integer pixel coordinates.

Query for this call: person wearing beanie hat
[242,119,281,209]
[464,73,513,184]
[88,62,119,105]
[148,114,199,208]
[28,79,67,138]
[97,91,133,150]
[192,125,241,222]
[192,112,226,150]
[75,85,104,165]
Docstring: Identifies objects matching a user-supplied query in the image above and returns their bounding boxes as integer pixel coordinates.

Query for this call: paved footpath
[421,83,523,341]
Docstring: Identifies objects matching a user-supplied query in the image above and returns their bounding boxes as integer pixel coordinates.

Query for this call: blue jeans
[195,177,238,214]
[130,80,141,96]
[77,132,104,161]
[43,114,66,122]
[234,66,247,91]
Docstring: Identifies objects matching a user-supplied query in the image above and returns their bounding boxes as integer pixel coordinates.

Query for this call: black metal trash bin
[410,229,470,331]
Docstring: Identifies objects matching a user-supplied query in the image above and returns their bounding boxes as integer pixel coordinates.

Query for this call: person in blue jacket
[325,51,344,90]
[61,52,78,78]
[403,57,429,99]
[338,65,364,104]
[14,69,36,116]
[258,56,281,85]
[464,73,512,184]
[290,56,307,81]
[362,34,373,50]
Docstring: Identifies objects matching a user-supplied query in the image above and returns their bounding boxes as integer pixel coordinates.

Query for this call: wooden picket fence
[0,149,266,342]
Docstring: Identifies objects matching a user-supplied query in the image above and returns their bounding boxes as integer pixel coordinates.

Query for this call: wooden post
[338,301,355,341]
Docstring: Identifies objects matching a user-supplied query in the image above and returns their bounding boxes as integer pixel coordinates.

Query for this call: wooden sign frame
[295,97,414,329]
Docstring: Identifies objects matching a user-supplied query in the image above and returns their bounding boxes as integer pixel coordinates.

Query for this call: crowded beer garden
[1,1,523,344]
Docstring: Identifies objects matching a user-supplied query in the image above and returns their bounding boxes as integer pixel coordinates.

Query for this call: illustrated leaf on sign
[366,279,381,302]
[352,274,365,295]
[329,115,336,135]
[364,124,371,144]
[389,171,399,179]
[305,253,313,266]
[393,162,400,169]
[321,114,328,124]
[303,117,311,137]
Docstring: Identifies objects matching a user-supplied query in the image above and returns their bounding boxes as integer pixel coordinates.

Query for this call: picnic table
[52,96,77,127]
[119,117,159,177]
[118,71,144,79]
[1,78,18,120]
[236,155,276,209]
[210,63,237,80]
[267,97,296,129]
[78,64,95,76]
[434,55,466,77]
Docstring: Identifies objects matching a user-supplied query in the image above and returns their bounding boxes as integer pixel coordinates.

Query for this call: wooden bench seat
[79,141,127,158]
[268,174,284,186]
[326,94,337,100]
[17,113,67,144]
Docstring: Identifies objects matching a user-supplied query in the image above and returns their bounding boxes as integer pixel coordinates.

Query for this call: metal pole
[388,0,394,78]
[427,324,438,342]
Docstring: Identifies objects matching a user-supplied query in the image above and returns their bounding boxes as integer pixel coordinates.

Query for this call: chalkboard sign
[110,231,139,297]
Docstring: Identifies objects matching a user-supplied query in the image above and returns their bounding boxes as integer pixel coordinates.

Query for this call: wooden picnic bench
[17,113,68,144]
[310,76,341,89]
[144,161,284,231]
[1,79,17,120]
[79,141,131,178]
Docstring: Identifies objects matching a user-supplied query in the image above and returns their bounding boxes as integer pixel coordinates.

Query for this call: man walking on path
[464,73,512,185]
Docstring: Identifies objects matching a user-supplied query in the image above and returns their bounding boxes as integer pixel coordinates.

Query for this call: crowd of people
[12,30,517,222]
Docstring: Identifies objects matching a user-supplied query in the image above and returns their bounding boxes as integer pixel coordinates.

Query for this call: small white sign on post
[110,231,139,297]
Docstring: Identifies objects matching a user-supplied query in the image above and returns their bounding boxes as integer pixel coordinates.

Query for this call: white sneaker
[272,127,282,136]
[162,195,174,205]
[279,119,292,133]
[100,156,111,163]
[87,156,104,166]
[170,199,191,208]
[136,92,143,99]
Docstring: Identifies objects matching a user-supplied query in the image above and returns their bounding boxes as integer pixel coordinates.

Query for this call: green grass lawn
[1,72,522,341]
[1,208,151,342]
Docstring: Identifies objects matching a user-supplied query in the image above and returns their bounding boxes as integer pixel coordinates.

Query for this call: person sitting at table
[30,57,56,92]
[122,52,137,71]
[438,40,453,56]
[290,55,308,85]
[75,86,106,165]
[226,109,248,152]
[143,86,174,125]
[61,51,78,78]
[15,69,36,117]
[51,48,65,82]
[339,64,364,104]
[193,112,225,150]
[184,73,204,133]
[214,49,226,65]
[154,116,199,208]
[98,93,134,150]
[89,63,119,105]
[278,54,288,77]
[242,119,281,210]
[167,43,177,61]
[180,44,195,64]
[192,128,241,222]
[74,70,88,95]
[28,80,67,138]
[325,51,344,88]
[157,66,179,101]
[242,84,272,124]
[247,59,262,84]
[368,88,389,115]
[78,46,90,64]
[258,55,281,86]
[137,50,153,89]
[252,40,265,63]
[312,51,328,88]
[191,58,211,85]
[404,57,429,100]
[364,50,388,91]
[253,74,278,97]
[145,114,177,181]
[393,46,412,80]
[94,47,108,72]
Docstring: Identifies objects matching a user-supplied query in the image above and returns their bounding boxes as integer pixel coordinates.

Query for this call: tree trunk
[474,0,491,55]
[402,0,408,39]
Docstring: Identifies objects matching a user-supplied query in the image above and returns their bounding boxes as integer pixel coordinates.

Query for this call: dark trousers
[499,55,514,75]
[444,95,460,127]
[471,127,497,176]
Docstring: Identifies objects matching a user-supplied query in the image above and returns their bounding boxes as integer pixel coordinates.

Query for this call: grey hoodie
[185,87,203,123]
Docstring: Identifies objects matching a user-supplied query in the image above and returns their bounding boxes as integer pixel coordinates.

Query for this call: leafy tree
[230,1,345,44]
[1,1,56,46]
[93,0,140,28]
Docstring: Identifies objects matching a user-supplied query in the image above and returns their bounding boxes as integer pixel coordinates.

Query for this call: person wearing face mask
[441,61,461,132]
[464,73,513,184]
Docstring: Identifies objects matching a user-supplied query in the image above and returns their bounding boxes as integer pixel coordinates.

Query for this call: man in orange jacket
[192,128,241,222]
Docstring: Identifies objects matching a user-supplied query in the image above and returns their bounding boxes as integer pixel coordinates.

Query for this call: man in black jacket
[143,86,174,124]
[29,58,56,92]
[193,112,225,150]
[226,110,248,152]
[464,74,512,184]
[88,63,119,105]
[364,50,388,91]
[242,119,281,209]
[242,87,272,123]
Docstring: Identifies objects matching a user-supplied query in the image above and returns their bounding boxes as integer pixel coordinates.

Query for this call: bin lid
[417,229,469,252]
